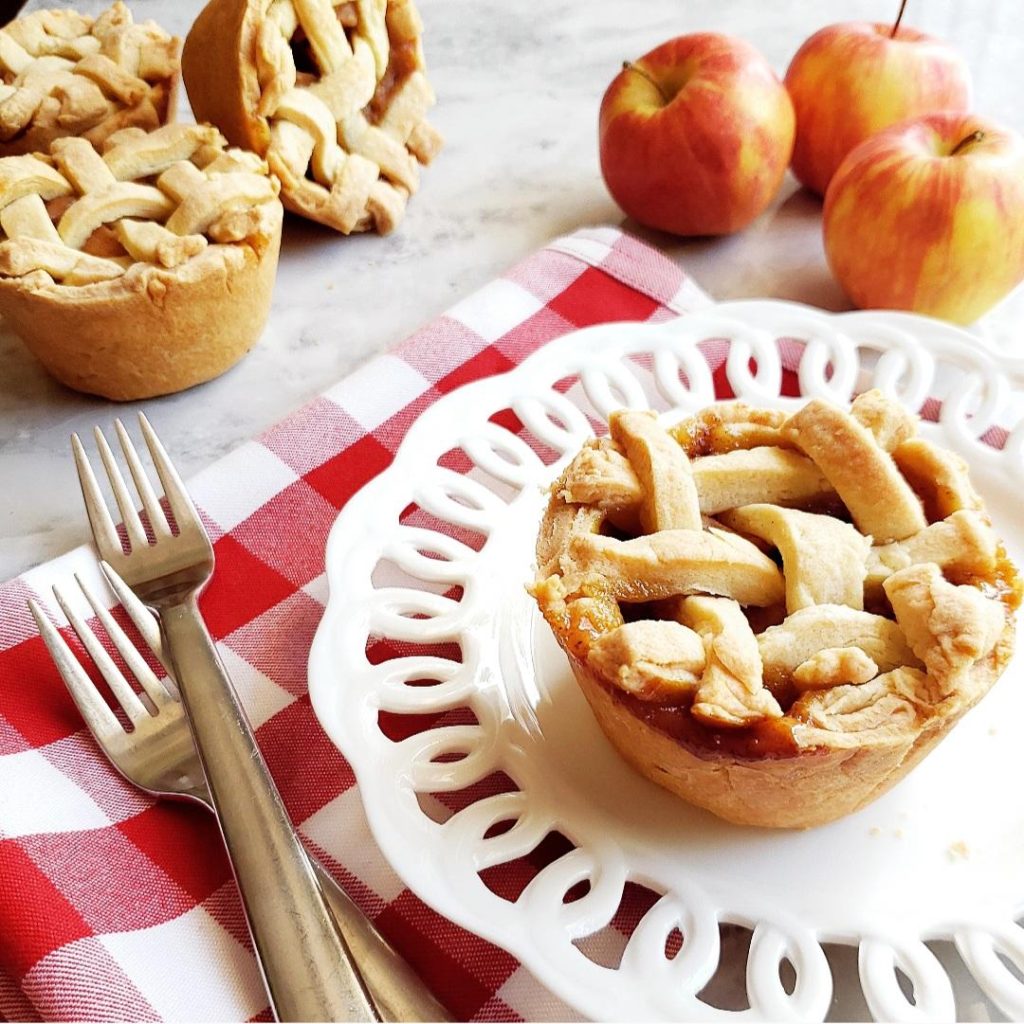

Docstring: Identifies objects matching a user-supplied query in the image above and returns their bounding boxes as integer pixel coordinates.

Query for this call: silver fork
[30,575,204,801]
[29,566,449,1023]
[70,415,377,1023]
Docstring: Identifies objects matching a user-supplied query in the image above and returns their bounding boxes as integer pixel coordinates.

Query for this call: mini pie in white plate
[0,121,283,400]
[531,392,1020,828]
[0,2,179,157]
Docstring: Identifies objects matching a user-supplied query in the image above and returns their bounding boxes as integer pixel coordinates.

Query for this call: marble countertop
[1,2,1021,1020]
[2,0,1023,581]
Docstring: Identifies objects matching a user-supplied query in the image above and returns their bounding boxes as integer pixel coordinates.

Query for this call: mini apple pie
[0,3,180,157]
[0,122,283,400]
[531,394,1020,828]
[181,0,442,235]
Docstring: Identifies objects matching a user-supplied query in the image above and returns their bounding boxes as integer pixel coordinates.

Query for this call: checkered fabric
[0,226,721,1022]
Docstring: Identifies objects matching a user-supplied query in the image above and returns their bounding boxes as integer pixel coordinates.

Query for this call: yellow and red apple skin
[823,113,1024,326]
[599,33,795,237]
[785,22,971,197]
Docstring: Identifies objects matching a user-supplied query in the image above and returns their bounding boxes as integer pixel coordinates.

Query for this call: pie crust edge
[180,0,266,155]
[0,214,282,400]
[565,625,1012,829]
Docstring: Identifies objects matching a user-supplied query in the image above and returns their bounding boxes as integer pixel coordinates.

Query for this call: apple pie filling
[531,393,1020,758]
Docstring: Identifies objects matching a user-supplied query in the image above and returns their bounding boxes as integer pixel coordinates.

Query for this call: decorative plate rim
[308,299,1024,1023]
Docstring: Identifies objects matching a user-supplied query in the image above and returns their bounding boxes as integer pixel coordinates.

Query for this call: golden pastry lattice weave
[0,122,279,287]
[0,3,179,156]
[252,0,442,233]
[532,394,1015,732]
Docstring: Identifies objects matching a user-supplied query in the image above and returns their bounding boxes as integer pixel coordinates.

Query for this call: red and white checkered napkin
[0,227,713,1023]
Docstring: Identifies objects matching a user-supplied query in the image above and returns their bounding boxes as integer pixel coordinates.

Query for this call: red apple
[823,112,1024,325]
[599,33,795,236]
[784,18,971,197]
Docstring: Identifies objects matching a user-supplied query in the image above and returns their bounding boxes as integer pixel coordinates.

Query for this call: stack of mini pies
[0,0,442,400]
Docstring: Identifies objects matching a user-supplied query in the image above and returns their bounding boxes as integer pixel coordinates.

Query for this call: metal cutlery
[68,414,378,1023]
[30,563,449,1022]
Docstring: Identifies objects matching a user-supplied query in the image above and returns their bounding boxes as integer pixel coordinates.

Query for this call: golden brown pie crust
[566,627,1012,829]
[0,235,280,400]
[532,398,1020,829]
[0,123,283,400]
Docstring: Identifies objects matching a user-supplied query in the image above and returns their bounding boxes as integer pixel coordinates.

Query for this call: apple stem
[950,130,986,156]
[621,60,672,104]
[891,0,909,37]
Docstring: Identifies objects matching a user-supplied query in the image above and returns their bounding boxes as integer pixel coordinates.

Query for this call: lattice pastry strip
[865,509,996,600]
[783,398,928,543]
[0,3,179,156]
[718,504,870,613]
[789,666,937,748]
[183,0,442,234]
[560,440,837,521]
[884,563,1007,694]
[115,218,206,269]
[609,410,701,532]
[588,620,705,702]
[757,605,922,688]
[680,596,784,727]
[792,647,879,691]
[0,192,126,283]
[567,529,786,607]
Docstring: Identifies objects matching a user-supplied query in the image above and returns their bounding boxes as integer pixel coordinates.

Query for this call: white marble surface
[1,2,1022,1020]
[1,0,1023,581]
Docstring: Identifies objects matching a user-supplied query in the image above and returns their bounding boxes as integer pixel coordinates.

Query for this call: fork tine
[72,433,122,562]
[114,418,171,539]
[75,573,171,712]
[137,413,201,535]
[99,560,173,679]
[51,582,151,725]
[94,426,149,554]
[28,598,122,739]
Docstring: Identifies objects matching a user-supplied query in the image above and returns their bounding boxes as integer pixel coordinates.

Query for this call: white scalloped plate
[308,300,1024,1023]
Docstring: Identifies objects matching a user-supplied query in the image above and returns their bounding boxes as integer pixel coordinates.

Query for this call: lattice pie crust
[0,3,179,158]
[182,0,442,235]
[0,122,283,400]
[531,394,1020,828]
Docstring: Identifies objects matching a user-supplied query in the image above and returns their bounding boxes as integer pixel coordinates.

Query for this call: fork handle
[311,860,452,1022]
[161,599,379,1023]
